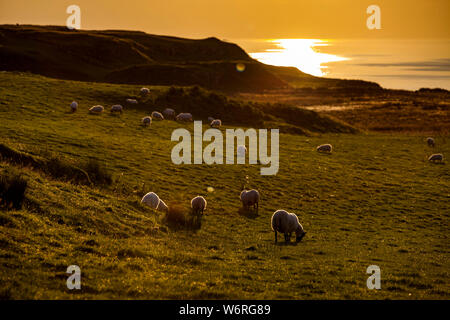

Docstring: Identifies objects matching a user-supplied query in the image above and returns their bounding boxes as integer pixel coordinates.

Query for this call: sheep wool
[191,196,207,215]
[317,144,332,153]
[271,210,306,243]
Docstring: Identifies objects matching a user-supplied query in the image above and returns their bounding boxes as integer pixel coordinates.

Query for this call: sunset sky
[0,0,449,39]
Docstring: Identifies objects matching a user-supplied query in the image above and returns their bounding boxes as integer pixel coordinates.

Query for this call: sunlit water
[233,38,450,90]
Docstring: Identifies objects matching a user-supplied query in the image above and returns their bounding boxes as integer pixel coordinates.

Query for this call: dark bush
[83,159,112,185]
[0,169,28,210]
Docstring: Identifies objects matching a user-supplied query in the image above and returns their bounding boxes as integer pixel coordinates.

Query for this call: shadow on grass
[238,206,258,219]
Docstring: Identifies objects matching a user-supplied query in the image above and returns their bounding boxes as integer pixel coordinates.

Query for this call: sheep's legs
[274,231,277,243]
[284,233,290,243]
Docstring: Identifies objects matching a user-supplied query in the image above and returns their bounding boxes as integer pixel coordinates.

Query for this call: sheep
[151,111,164,120]
[163,108,176,120]
[176,113,193,122]
[126,98,138,104]
[191,196,207,215]
[271,210,306,243]
[427,137,435,147]
[141,192,160,209]
[140,87,150,95]
[89,105,104,114]
[207,117,215,123]
[428,153,444,162]
[142,116,152,126]
[110,104,123,114]
[240,189,260,211]
[156,199,169,213]
[70,101,78,113]
[237,145,247,157]
[317,144,332,153]
[210,119,222,128]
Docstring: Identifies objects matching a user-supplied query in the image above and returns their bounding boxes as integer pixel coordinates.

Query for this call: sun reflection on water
[249,39,348,77]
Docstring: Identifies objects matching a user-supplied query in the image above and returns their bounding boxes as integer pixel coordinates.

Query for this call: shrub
[83,159,112,185]
[0,169,28,210]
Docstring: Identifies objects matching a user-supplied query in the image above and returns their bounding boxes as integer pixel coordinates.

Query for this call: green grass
[0,72,448,299]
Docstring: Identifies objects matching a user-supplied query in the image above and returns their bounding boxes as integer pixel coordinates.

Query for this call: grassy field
[0,72,449,299]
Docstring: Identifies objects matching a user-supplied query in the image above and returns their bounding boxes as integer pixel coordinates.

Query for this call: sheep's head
[295,229,306,242]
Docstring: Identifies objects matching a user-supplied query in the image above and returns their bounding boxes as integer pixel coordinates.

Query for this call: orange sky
[0,0,449,39]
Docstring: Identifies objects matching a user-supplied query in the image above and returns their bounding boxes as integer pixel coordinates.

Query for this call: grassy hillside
[0,25,380,92]
[0,72,449,299]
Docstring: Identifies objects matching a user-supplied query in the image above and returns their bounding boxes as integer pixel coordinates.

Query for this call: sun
[249,39,348,77]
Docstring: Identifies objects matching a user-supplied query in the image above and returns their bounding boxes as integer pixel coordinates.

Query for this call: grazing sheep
[271,210,306,243]
[126,98,138,104]
[208,117,215,123]
[176,113,193,122]
[210,119,222,128]
[140,87,150,95]
[240,189,260,211]
[89,105,104,114]
[317,144,332,153]
[157,199,169,213]
[191,196,207,215]
[141,192,160,209]
[70,101,78,113]
[151,111,164,120]
[237,145,247,157]
[142,116,152,126]
[428,153,444,162]
[427,137,435,147]
[110,104,123,114]
[163,108,176,119]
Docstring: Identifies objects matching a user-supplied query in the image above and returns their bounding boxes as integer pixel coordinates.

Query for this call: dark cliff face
[0,25,288,92]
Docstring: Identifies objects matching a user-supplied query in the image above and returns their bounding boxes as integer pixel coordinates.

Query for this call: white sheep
[156,199,169,213]
[207,117,215,123]
[210,119,222,128]
[140,87,150,95]
[427,137,435,147]
[141,192,160,209]
[240,189,260,211]
[317,144,332,153]
[110,104,123,114]
[70,101,78,113]
[126,98,138,104]
[142,116,152,126]
[151,111,164,120]
[163,108,176,119]
[89,105,104,114]
[428,153,444,162]
[271,210,306,243]
[176,113,193,122]
[191,196,207,215]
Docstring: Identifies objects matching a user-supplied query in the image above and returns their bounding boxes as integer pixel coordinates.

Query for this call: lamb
[163,108,176,119]
[271,210,306,243]
[317,144,332,153]
[427,137,435,147]
[191,196,207,215]
[156,199,169,213]
[126,98,138,104]
[141,192,160,209]
[240,189,260,211]
[70,101,78,113]
[210,119,222,128]
[176,113,193,122]
[151,111,164,120]
[89,105,104,114]
[142,116,152,126]
[110,104,123,114]
[428,153,444,162]
[140,87,150,95]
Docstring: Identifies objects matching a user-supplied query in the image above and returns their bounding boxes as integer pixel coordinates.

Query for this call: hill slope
[0,71,448,299]
[0,25,380,92]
